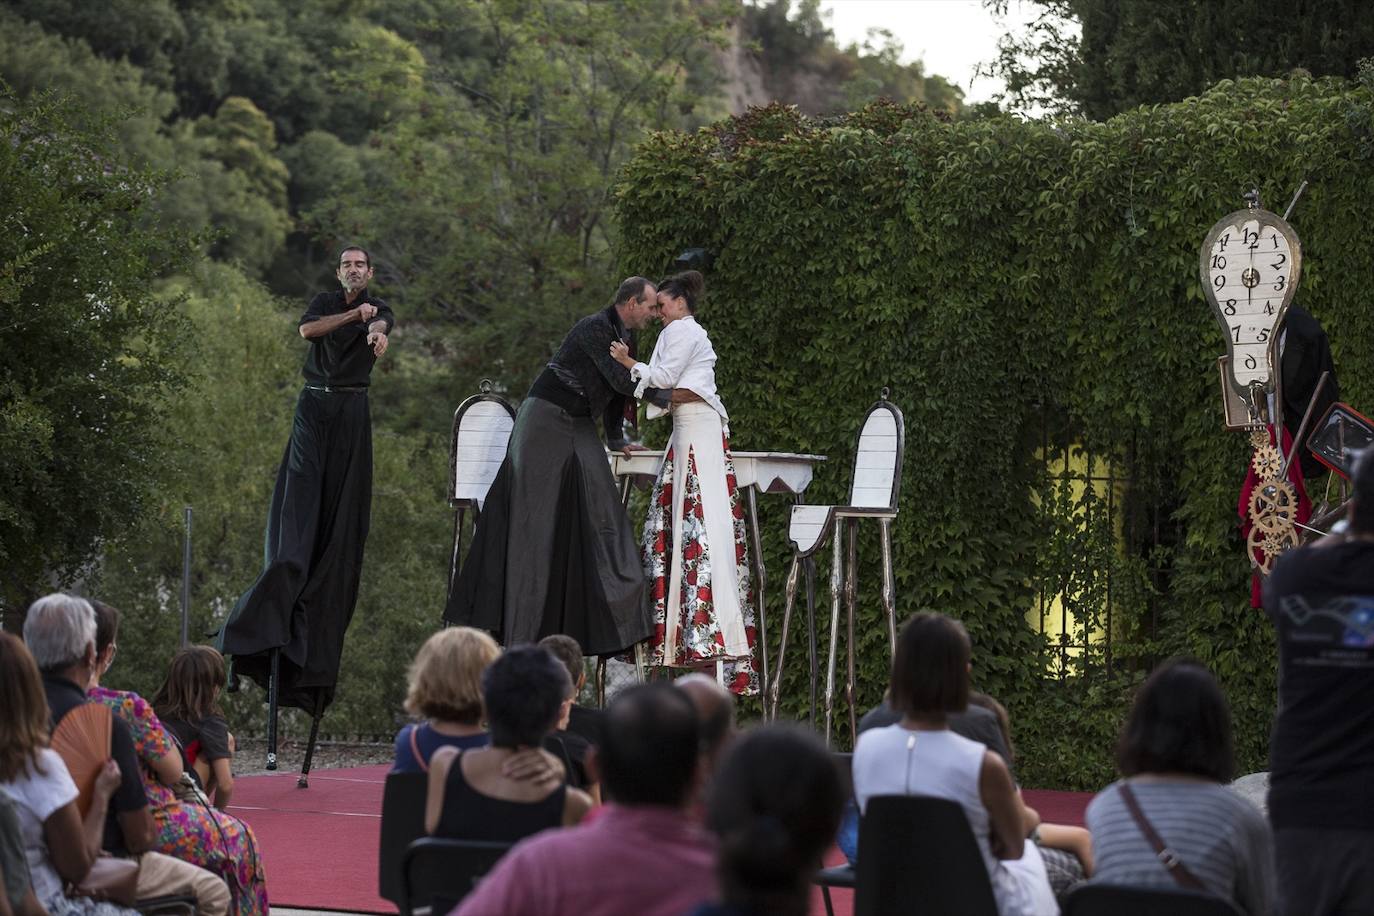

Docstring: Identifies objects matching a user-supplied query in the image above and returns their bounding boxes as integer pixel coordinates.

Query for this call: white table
[608,449,826,702]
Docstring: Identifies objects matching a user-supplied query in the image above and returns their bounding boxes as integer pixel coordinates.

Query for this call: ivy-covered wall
[613,76,1374,789]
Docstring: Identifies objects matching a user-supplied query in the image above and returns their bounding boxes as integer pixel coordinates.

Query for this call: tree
[985,0,1374,119]
[0,88,196,613]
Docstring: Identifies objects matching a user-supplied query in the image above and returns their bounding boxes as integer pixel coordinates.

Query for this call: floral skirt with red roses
[641,402,758,695]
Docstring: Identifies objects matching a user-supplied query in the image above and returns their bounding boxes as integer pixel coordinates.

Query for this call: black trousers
[219,388,372,711]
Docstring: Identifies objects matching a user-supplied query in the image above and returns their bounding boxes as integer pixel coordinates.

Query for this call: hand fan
[49,703,113,816]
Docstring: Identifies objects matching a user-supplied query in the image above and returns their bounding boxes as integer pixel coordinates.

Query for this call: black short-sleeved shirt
[42,674,148,854]
[1263,539,1374,830]
[298,287,396,388]
[161,714,232,773]
[565,704,604,749]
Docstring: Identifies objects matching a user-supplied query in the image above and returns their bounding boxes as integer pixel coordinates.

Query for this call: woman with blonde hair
[391,628,501,773]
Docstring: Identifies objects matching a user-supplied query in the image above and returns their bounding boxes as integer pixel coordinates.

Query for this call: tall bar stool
[768,390,904,746]
[445,380,516,604]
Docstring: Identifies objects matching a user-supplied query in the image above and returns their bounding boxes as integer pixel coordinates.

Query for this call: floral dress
[89,688,268,916]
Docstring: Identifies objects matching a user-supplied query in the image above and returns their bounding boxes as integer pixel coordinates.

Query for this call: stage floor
[230,763,1092,914]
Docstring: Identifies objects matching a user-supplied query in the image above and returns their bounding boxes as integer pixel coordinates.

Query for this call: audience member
[88,601,267,916]
[393,628,499,773]
[967,692,1093,894]
[675,673,736,768]
[425,646,592,844]
[0,792,43,916]
[151,647,236,810]
[454,683,714,916]
[22,595,230,916]
[853,612,1057,915]
[691,725,844,916]
[1263,446,1374,916]
[537,635,599,795]
[0,631,134,916]
[538,634,604,747]
[1086,659,1274,915]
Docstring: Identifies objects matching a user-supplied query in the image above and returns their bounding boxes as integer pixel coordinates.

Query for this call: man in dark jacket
[446,278,673,658]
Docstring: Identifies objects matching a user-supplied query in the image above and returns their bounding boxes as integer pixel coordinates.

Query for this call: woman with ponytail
[692,725,844,916]
[610,270,758,695]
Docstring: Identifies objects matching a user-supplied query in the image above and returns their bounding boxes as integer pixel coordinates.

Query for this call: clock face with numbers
[1200,207,1302,414]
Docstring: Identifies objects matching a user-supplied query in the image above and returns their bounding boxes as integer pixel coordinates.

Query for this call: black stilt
[298,689,324,788]
[265,648,280,771]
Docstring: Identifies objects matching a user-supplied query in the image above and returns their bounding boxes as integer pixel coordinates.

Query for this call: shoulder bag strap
[1117,782,1208,892]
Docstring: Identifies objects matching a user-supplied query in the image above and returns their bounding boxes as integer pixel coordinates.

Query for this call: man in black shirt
[219,246,395,736]
[446,277,673,657]
[23,594,230,914]
[1263,447,1374,916]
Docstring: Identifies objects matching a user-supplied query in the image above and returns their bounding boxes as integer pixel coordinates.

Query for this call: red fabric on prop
[1238,425,1310,607]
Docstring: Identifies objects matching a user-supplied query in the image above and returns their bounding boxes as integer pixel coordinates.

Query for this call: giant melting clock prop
[1200,198,1302,573]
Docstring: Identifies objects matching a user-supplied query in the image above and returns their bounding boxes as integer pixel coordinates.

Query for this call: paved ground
[235,738,394,777]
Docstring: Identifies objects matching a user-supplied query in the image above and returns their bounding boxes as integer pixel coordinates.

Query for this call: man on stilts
[218,245,393,784]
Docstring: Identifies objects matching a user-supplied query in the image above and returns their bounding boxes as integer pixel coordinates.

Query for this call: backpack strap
[1117,782,1208,892]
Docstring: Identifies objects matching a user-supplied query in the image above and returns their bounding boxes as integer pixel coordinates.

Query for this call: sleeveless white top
[852,725,1058,916]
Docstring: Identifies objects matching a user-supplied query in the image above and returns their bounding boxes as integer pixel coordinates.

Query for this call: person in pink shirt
[453,683,715,916]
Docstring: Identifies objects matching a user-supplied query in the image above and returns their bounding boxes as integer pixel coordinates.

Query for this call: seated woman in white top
[0,632,137,916]
[852,613,1058,916]
[609,270,757,695]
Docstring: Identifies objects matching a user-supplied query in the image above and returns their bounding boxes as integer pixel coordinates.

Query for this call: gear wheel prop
[1250,445,1283,479]
[1248,478,1298,535]
[1249,427,1271,450]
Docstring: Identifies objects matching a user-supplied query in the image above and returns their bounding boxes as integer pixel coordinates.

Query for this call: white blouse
[631,316,729,421]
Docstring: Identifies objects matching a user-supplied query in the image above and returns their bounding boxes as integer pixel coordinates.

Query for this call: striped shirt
[1086,780,1276,915]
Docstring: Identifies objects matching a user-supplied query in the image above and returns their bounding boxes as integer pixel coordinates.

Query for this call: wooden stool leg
[880,517,897,655]
[844,519,858,746]
[298,689,324,789]
[746,487,769,719]
[596,656,607,707]
[824,526,843,747]
[770,554,802,720]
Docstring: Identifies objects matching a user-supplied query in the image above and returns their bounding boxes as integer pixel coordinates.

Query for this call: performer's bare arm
[299,302,378,339]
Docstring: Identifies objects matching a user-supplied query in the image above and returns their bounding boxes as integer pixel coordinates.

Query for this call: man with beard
[446,277,691,661]
[219,246,394,769]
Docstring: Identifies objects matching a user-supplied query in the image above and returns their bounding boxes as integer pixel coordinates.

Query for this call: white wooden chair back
[788,505,833,555]
[847,401,904,511]
[449,393,516,510]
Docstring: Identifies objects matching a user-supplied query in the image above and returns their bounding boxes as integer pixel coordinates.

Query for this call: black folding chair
[854,795,998,916]
[400,836,512,916]
[1062,883,1245,916]
[814,752,855,916]
[377,771,429,907]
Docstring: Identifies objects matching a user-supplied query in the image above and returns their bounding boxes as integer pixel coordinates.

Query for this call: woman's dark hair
[1116,658,1234,783]
[481,646,570,748]
[889,612,971,717]
[91,599,120,655]
[658,269,704,313]
[707,725,845,916]
[152,645,227,723]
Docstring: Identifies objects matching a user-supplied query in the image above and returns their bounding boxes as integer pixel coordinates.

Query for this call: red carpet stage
[230,763,1091,914]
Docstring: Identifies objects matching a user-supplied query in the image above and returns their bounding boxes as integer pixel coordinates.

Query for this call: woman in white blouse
[609,270,757,695]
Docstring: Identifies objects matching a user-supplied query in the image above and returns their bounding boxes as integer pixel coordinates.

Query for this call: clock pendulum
[1200,191,1303,574]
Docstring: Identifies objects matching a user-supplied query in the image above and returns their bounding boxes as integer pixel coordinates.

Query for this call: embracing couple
[445,271,757,695]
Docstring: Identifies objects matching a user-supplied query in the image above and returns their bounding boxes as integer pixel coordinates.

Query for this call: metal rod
[266,648,280,771]
[879,517,896,656]
[746,487,769,718]
[180,507,192,647]
[844,519,858,747]
[1282,179,1309,222]
[824,522,843,746]
[595,656,607,707]
[1279,371,1331,478]
[771,555,801,720]
[804,556,818,730]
